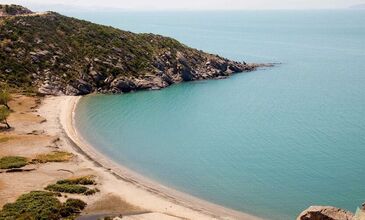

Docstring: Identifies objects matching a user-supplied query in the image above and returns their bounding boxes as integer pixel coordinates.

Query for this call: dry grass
[7,94,45,124]
[7,94,40,113]
[85,194,142,214]
[33,151,73,163]
[0,134,54,159]
[0,179,4,191]
[0,135,13,143]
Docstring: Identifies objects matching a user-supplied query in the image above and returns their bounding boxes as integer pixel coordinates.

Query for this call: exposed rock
[297,206,354,220]
[111,77,137,93]
[153,59,166,71]
[65,85,80,95]
[104,76,115,85]
[63,79,93,95]
[161,72,174,85]
[38,82,64,96]
[180,66,195,81]
[228,64,243,73]
[4,47,12,52]
[89,70,104,82]
[210,59,228,72]
[135,78,155,90]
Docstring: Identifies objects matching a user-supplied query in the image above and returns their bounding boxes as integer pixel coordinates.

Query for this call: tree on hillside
[0,87,11,109]
[0,106,10,129]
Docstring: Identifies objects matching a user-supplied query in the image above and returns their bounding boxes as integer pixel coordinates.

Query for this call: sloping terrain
[0,5,262,95]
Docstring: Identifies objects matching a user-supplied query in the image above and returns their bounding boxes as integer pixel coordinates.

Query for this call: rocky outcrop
[0,5,32,17]
[297,206,354,220]
[0,5,272,95]
[353,204,365,220]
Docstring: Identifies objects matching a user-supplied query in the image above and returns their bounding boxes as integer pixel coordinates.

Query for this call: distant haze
[2,0,365,11]
[349,3,365,8]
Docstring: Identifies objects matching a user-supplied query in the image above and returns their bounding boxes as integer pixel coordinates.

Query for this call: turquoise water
[74,11,365,220]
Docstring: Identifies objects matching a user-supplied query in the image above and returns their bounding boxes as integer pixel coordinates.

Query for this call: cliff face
[297,206,354,220]
[297,203,365,220]
[0,5,266,95]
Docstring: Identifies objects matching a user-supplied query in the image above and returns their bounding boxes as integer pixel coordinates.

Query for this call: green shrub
[0,191,62,220]
[56,176,96,185]
[45,184,88,194]
[0,156,28,169]
[84,188,99,196]
[0,191,86,220]
[60,198,86,217]
[0,106,11,129]
[49,176,99,195]
[0,87,11,109]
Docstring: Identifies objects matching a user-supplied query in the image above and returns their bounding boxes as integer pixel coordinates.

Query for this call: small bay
[74,10,365,220]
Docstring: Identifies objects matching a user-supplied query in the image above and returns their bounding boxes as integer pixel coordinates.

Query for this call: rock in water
[297,206,354,220]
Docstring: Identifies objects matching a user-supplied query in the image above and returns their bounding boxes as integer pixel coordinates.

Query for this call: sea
[71,10,365,220]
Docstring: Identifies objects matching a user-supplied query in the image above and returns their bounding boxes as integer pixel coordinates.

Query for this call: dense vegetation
[0,156,27,169]
[56,176,96,185]
[0,177,92,219]
[0,191,86,220]
[45,184,89,194]
[45,176,99,195]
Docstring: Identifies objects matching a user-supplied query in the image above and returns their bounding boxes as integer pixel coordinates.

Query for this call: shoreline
[60,95,263,220]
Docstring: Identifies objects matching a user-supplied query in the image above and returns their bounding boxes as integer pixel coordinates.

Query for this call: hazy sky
[2,0,365,10]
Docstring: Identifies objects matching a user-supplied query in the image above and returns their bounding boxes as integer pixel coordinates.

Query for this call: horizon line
[6,3,364,12]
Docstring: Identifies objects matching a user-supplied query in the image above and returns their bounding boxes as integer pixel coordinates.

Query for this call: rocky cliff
[297,203,365,220]
[0,5,268,95]
[297,206,354,220]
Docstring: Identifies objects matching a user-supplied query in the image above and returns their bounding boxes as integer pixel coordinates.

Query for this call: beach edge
[59,95,264,220]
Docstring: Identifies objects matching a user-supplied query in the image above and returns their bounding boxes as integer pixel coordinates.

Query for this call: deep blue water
[73,11,365,220]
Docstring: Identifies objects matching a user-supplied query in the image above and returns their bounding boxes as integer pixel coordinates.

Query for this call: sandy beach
[0,94,263,220]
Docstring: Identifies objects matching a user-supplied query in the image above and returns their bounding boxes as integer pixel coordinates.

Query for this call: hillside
[0,5,265,95]
[0,5,32,16]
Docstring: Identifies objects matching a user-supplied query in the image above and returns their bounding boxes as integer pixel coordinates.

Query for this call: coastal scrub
[0,191,86,219]
[46,176,99,195]
[60,198,87,218]
[33,151,73,163]
[56,175,96,185]
[0,86,11,109]
[0,106,10,129]
[45,183,89,194]
[0,156,28,169]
